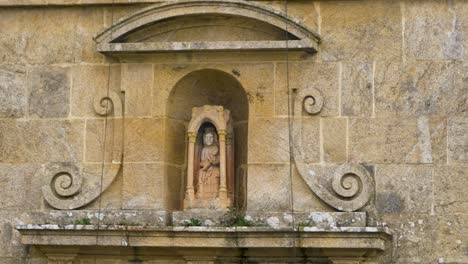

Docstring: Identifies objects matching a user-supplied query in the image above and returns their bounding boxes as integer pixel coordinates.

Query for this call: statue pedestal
[173,209,230,227]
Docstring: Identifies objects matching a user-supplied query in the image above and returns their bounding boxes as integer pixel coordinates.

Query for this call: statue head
[203,127,217,146]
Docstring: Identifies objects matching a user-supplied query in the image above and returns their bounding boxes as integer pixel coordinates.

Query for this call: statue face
[204,132,214,146]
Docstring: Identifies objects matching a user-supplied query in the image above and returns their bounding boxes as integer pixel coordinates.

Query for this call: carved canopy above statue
[94,0,321,53]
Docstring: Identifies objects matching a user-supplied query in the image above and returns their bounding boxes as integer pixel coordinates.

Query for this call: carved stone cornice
[17,225,392,260]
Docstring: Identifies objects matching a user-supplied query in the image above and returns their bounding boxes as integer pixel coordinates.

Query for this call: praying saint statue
[196,128,220,199]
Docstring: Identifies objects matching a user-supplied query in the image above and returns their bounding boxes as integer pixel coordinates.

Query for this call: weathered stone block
[164,118,186,165]
[71,65,121,117]
[28,66,70,118]
[85,118,122,163]
[0,210,27,258]
[292,171,334,212]
[252,1,319,32]
[375,61,466,116]
[164,164,183,211]
[122,64,153,117]
[381,214,435,263]
[124,118,165,162]
[122,163,165,210]
[248,117,289,163]
[455,0,468,61]
[246,164,290,212]
[73,163,123,210]
[405,0,463,60]
[275,62,339,117]
[301,118,320,164]
[448,117,468,164]
[0,164,43,210]
[433,165,468,214]
[0,8,80,65]
[375,165,432,214]
[320,0,401,61]
[341,62,373,117]
[0,120,84,163]
[322,118,347,163]
[0,67,25,118]
[349,117,446,164]
[433,215,468,263]
[77,7,106,63]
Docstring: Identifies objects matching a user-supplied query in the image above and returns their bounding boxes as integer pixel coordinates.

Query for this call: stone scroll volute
[42,91,123,210]
[293,88,374,212]
[184,105,234,210]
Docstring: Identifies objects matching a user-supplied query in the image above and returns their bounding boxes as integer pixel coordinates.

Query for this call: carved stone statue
[184,105,234,210]
[196,127,220,199]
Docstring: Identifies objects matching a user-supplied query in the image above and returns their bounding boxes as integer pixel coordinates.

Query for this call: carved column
[218,130,228,207]
[184,132,197,208]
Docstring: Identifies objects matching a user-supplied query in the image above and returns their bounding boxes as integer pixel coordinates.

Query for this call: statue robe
[196,144,220,199]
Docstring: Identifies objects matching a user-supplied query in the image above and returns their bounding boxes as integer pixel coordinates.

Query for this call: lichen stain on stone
[376,193,404,213]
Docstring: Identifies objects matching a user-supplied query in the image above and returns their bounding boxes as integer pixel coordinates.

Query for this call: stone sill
[17,225,392,251]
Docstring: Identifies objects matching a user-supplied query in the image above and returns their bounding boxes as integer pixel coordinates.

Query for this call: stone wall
[0,1,467,263]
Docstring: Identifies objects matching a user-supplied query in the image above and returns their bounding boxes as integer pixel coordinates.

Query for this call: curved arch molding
[94,0,321,53]
[42,92,123,210]
[293,88,374,212]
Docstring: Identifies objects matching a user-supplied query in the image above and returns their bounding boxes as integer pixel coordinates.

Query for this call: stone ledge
[17,224,391,249]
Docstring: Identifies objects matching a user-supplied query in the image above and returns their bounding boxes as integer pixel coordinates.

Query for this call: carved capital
[188,132,197,142]
[218,130,227,141]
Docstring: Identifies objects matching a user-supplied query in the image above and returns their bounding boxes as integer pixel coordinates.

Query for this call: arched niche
[165,69,248,210]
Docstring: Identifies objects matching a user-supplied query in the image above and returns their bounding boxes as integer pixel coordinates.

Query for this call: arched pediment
[94,0,320,53]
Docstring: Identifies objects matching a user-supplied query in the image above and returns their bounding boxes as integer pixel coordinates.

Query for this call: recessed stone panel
[28,66,70,118]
